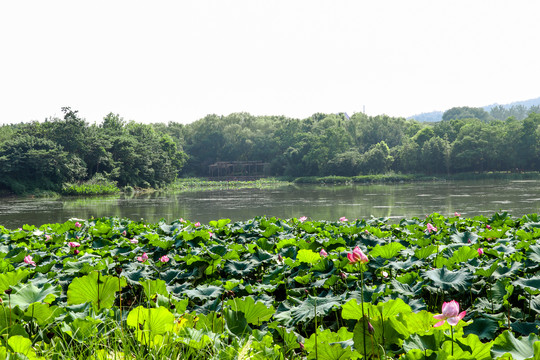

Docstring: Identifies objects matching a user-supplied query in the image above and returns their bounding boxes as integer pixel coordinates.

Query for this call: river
[0,179,539,229]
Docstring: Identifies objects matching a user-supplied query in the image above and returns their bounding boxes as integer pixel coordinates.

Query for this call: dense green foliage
[178,111,540,177]
[1,213,540,358]
[1,106,539,194]
[0,108,187,194]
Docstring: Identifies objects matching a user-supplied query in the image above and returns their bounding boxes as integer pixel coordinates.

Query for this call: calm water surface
[0,180,539,229]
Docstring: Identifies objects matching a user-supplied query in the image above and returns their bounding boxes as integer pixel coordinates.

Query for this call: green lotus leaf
[399,310,438,334]
[513,276,540,295]
[126,305,174,342]
[267,322,301,350]
[304,328,359,360]
[403,333,447,356]
[297,249,321,264]
[276,238,297,250]
[24,303,64,326]
[487,278,513,303]
[491,330,539,360]
[224,260,256,277]
[0,269,29,294]
[454,333,493,360]
[486,261,522,281]
[474,260,500,278]
[91,222,112,235]
[122,262,155,285]
[225,296,275,325]
[390,279,423,297]
[208,245,228,258]
[62,317,101,341]
[148,236,174,250]
[370,242,405,259]
[5,247,26,263]
[63,253,104,275]
[209,219,231,229]
[67,272,127,310]
[0,305,22,334]
[375,298,413,320]
[353,315,407,357]
[140,278,168,300]
[194,311,225,333]
[450,231,478,244]
[424,266,472,291]
[413,245,437,259]
[184,285,223,301]
[511,321,540,337]
[274,294,341,326]
[8,283,61,310]
[7,335,40,360]
[449,246,479,264]
[223,308,251,337]
[175,327,215,350]
[463,316,500,340]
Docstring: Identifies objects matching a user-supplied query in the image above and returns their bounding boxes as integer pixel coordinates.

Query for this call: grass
[165,177,290,192]
[294,171,540,185]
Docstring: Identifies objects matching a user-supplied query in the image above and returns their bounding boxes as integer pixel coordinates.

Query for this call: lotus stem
[314,300,318,360]
[361,269,366,358]
[97,272,101,310]
[451,326,454,356]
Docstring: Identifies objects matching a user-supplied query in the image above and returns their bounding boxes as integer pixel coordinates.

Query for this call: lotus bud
[367,321,375,334]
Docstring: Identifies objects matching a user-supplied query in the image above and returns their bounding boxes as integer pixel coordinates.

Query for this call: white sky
[1,0,540,125]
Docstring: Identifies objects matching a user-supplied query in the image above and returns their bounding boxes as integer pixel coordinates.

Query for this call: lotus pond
[1,212,540,359]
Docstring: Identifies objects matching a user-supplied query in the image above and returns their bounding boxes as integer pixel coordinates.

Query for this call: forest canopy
[1,106,539,193]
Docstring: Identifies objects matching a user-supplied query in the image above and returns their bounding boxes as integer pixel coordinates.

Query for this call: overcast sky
[1,0,539,125]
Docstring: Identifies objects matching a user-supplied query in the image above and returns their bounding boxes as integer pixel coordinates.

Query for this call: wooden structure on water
[208,161,269,179]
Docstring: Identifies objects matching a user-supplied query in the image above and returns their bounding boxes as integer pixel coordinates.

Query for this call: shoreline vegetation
[0,212,539,359]
[2,107,540,198]
[2,171,539,198]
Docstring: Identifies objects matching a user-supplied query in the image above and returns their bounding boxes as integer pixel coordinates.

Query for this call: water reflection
[0,179,538,229]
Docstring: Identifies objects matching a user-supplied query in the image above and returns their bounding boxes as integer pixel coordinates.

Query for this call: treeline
[180,109,540,177]
[0,108,186,193]
[1,106,539,194]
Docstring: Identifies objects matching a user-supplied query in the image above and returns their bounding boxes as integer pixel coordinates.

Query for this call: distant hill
[409,96,540,122]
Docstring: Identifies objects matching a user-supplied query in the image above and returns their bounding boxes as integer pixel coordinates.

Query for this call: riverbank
[2,171,539,198]
[294,171,540,185]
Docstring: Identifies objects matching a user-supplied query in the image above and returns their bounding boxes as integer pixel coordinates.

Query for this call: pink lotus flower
[75,222,82,228]
[129,238,138,244]
[426,223,437,233]
[122,231,127,236]
[179,218,186,223]
[45,235,51,241]
[339,217,348,222]
[320,249,328,257]
[340,272,348,280]
[194,222,201,227]
[434,300,466,327]
[486,224,492,230]
[347,246,368,264]
[454,212,461,217]
[478,248,484,256]
[299,216,307,222]
[159,255,169,263]
[209,232,214,237]
[137,253,149,263]
[74,249,80,255]
[382,270,389,278]
[68,242,80,248]
[24,255,36,267]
